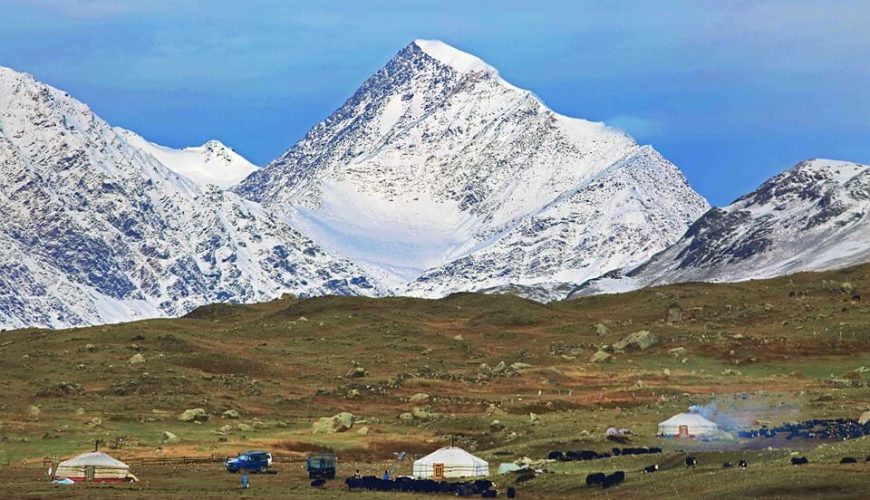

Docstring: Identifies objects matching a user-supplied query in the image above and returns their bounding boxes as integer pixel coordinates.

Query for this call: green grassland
[0,263,868,498]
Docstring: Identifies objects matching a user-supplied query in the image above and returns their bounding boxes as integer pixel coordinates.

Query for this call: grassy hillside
[1,264,868,498]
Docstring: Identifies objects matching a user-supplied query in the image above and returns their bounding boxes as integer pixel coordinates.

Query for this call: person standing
[240,472,250,490]
[382,469,389,480]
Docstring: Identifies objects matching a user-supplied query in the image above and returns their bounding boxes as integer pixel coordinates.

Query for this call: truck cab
[225,450,272,473]
[306,452,336,479]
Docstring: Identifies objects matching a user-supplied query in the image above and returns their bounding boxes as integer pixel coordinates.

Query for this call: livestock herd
[547,446,662,462]
[343,476,516,498]
[737,418,870,441]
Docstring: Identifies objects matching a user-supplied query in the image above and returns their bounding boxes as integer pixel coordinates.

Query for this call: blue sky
[2,1,868,205]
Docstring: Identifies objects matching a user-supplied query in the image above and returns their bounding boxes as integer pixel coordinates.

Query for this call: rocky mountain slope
[237,40,708,297]
[570,159,870,297]
[0,66,381,329]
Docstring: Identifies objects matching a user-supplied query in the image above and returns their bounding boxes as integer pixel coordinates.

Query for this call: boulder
[666,304,683,323]
[613,330,658,351]
[399,412,414,421]
[236,423,254,432]
[27,405,41,418]
[218,425,234,433]
[346,367,368,378]
[221,409,241,419]
[178,408,209,423]
[252,419,270,429]
[356,426,369,435]
[590,351,612,363]
[411,407,433,420]
[347,389,360,399]
[594,323,609,336]
[312,412,356,433]
[493,361,508,373]
[511,362,533,371]
[161,431,179,443]
[859,411,870,425]
[128,353,145,364]
[840,282,854,294]
[409,393,430,404]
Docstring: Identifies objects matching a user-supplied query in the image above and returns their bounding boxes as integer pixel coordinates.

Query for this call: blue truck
[225,450,272,473]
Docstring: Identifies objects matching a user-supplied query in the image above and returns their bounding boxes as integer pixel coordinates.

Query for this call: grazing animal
[547,450,564,461]
[602,471,625,489]
[840,457,857,464]
[738,460,748,468]
[585,473,606,487]
[686,456,698,469]
[474,479,494,491]
[722,462,733,468]
[481,490,498,498]
[791,457,809,465]
[507,486,517,498]
[516,473,536,483]
[310,478,326,488]
[643,464,658,474]
[866,456,870,462]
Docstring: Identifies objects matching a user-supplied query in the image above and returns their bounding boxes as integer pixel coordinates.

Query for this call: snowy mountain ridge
[0,65,381,329]
[570,158,870,297]
[115,128,257,189]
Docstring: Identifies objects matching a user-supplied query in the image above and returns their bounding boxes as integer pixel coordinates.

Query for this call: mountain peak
[412,39,496,74]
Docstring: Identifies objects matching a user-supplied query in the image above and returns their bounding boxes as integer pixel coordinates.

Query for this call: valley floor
[0,264,868,498]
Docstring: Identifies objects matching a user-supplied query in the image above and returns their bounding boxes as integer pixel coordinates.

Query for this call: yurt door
[678,425,689,438]
[433,463,444,480]
[85,466,95,481]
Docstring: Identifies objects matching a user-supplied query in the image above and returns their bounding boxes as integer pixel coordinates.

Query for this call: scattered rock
[221,409,241,419]
[356,426,369,435]
[453,334,464,341]
[409,393,430,404]
[590,351,612,363]
[594,323,609,336]
[252,419,270,429]
[613,330,658,351]
[486,404,507,417]
[74,408,85,416]
[510,362,533,371]
[411,407,437,420]
[36,382,84,397]
[662,368,671,376]
[840,282,854,294]
[859,411,870,425]
[346,367,368,378]
[161,431,179,443]
[347,389,360,399]
[236,423,254,432]
[88,417,103,428]
[128,353,145,364]
[178,408,209,423]
[669,347,688,358]
[529,412,539,423]
[27,405,41,418]
[490,420,505,431]
[399,412,414,421]
[721,368,742,376]
[312,412,355,433]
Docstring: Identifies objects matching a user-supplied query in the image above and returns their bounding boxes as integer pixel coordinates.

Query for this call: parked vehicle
[225,451,272,473]
[306,452,336,479]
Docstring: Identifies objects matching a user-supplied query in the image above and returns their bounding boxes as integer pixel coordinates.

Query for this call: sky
[2,0,868,206]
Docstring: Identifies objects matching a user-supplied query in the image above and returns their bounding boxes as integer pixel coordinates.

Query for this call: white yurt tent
[54,451,133,482]
[413,446,489,479]
[658,411,718,438]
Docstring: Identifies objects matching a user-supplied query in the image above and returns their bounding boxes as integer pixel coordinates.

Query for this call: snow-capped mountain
[570,159,870,297]
[0,66,381,330]
[237,39,709,297]
[116,128,257,188]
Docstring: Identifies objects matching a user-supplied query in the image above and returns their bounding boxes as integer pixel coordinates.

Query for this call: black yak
[791,456,809,465]
[507,486,517,498]
[738,460,748,468]
[310,478,326,487]
[586,472,606,487]
[643,464,658,474]
[602,471,625,489]
[722,461,733,468]
[686,456,698,468]
[840,457,857,464]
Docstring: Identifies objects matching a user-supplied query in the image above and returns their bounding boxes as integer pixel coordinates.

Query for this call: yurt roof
[659,412,717,427]
[58,451,129,469]
[414,446,488,466]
